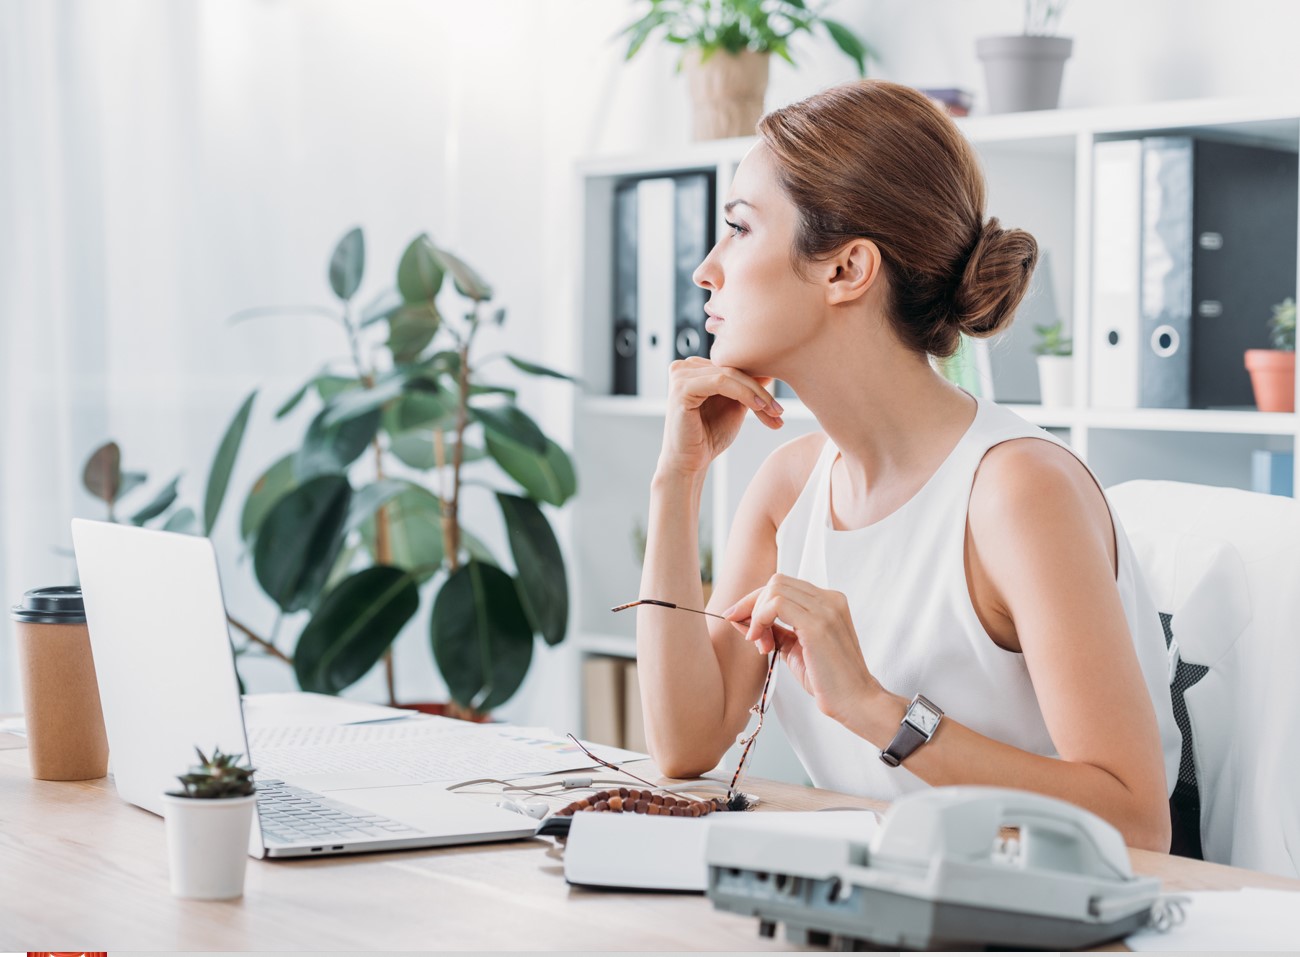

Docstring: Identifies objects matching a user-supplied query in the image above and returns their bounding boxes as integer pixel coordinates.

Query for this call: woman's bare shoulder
[755,430,828,529]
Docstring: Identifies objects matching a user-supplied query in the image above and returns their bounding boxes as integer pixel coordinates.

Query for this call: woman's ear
[824,238,882,306]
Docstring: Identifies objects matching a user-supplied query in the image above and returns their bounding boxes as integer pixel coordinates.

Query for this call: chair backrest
[1107,480,1300,878]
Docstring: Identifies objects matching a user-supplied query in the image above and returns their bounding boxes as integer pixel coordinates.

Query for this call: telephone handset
[871,786,1134,882]
[706,785,1163,950]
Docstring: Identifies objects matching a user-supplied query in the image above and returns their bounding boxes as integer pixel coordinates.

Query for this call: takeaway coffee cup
[10,585,110,780]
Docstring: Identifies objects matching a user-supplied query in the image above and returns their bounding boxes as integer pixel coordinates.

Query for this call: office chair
[1107,479,1300,879]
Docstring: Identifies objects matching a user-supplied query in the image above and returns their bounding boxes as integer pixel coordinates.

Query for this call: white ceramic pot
[162,792,256,900]
[976,35,1073,113]
[1037,354,1075,407]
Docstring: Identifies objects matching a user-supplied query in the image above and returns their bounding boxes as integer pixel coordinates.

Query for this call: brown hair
[758,80,1038,358]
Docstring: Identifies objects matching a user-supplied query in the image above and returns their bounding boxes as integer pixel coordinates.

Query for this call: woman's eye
[724,218,748,238]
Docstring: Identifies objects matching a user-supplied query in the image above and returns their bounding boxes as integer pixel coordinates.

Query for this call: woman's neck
[783,343,977,499]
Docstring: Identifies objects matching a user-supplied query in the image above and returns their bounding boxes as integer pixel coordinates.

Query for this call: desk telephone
[705,786,1163,950]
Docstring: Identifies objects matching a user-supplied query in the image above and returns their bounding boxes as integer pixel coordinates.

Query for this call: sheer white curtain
[0,0,664,718]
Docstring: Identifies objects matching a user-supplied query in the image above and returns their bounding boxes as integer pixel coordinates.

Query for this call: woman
[634,80,1181,851]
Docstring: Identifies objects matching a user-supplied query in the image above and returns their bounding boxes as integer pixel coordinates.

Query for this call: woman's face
[693,143,824,376]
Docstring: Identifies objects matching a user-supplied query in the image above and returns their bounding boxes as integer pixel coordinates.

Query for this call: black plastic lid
[10,585,86,624]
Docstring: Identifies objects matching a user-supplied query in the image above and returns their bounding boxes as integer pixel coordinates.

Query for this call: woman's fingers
[673,358,782,418]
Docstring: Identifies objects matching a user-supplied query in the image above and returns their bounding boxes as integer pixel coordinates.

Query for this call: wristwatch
[879,693,944,767]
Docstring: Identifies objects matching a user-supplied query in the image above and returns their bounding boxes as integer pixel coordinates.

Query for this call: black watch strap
[879,720,928,767]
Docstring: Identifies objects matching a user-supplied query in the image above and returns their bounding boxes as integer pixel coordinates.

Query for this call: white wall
[4,0,1300,720]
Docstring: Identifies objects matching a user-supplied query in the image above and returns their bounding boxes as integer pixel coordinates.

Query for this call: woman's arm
[725,439,1172,850]
[635,357,789,777]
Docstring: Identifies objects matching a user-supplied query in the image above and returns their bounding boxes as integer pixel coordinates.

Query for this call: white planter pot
[162,793,255,900]
[976,35,1073,113]
[1037,354,1075,407]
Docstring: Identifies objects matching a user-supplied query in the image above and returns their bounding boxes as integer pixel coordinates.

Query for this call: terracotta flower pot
[684,49,770,141]
[1244,349,1296,412]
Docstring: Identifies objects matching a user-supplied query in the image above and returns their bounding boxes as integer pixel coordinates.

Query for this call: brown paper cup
[12,587,109,780]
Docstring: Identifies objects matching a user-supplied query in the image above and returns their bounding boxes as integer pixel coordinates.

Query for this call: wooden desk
[2,735,1297,950]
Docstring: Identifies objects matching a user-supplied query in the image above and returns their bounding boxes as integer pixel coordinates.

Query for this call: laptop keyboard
[256,779,423,847]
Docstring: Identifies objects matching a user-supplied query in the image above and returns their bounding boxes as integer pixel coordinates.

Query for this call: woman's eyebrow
[723,199,757,214]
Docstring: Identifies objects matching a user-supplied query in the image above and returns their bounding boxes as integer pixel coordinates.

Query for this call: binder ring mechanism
[1150,324,1181,358]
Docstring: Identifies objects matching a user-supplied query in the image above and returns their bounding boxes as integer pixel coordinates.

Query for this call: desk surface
[3,732,1297,951]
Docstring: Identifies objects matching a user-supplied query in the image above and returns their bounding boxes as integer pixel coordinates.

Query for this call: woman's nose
[693,248,720,290]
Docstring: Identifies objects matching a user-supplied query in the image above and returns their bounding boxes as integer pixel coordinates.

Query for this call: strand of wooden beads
[555,787,727,818]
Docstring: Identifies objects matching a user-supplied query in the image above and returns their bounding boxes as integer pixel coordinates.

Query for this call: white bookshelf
[564,96,1300,766]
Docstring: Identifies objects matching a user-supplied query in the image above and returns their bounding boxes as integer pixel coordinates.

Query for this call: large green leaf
[253,475,352,613]
[388,303,441,363]
[360,486,445,582]
[320,375,405,429]
[496,493,568,646]
[346,478,412,534]
[397,234,445,303]
[204,390,257,535]
[316,375,361,403]
[505,355,579,383]
[390,431,485,471]
[471,404,546,454]
[328,227,365,301]
[484,433,577,507]
[433,247,493,302]
[822,17,871,76]
[293,566,419,694]
[385,385,457,433]
[129,476,181,525]
[163,506,198,535]
[241,453,298,543]
[83,441,122,504]
[430,560,534,711]
[295,407,382,479]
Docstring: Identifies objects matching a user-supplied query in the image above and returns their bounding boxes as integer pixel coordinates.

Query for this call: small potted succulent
[162,746,258,900]
[1246,297,1296,413]
[619,0,874,140]
[1033,320,1074,407]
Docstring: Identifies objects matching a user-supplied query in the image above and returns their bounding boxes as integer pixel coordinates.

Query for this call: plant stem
[371,436,398,707]
[445,305,479,573]
[227,614,292,665]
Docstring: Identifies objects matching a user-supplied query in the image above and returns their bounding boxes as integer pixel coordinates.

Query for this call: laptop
[71,518,538,858]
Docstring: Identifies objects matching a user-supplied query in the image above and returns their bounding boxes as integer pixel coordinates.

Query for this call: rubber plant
[233,228,577,715]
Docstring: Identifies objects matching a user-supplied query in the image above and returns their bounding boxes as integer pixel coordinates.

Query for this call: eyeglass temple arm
[611,598,750,624]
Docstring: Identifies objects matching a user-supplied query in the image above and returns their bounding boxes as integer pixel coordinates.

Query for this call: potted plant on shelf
[619,0,875,140]
[976,0,1073,114]
[1033,320,1074,407]
[162,746,257,900]
[1246,297,1296,413]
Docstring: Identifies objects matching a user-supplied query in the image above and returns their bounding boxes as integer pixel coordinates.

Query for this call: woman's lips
[705,314,724,331]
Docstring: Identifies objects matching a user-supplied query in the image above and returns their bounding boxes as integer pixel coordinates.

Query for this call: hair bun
[951,217,1039,339]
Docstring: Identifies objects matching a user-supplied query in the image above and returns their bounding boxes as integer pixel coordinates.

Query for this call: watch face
[907,701,940,735]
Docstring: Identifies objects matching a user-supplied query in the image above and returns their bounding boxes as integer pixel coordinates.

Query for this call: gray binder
[1091,135,1298,410]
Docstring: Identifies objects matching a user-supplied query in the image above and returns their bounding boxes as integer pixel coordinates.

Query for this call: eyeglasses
[612,597,777,803]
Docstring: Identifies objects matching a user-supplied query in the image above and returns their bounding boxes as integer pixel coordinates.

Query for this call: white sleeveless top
[771,395,1181,800]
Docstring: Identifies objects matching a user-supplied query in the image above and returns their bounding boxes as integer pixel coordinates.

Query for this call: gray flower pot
[976,35,1073,114]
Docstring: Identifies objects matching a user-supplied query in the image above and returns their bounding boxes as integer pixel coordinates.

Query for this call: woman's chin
[710,350,780,381]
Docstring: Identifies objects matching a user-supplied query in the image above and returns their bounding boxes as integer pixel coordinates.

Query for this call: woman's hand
[722,574,885,724]
[656,356,784,478]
